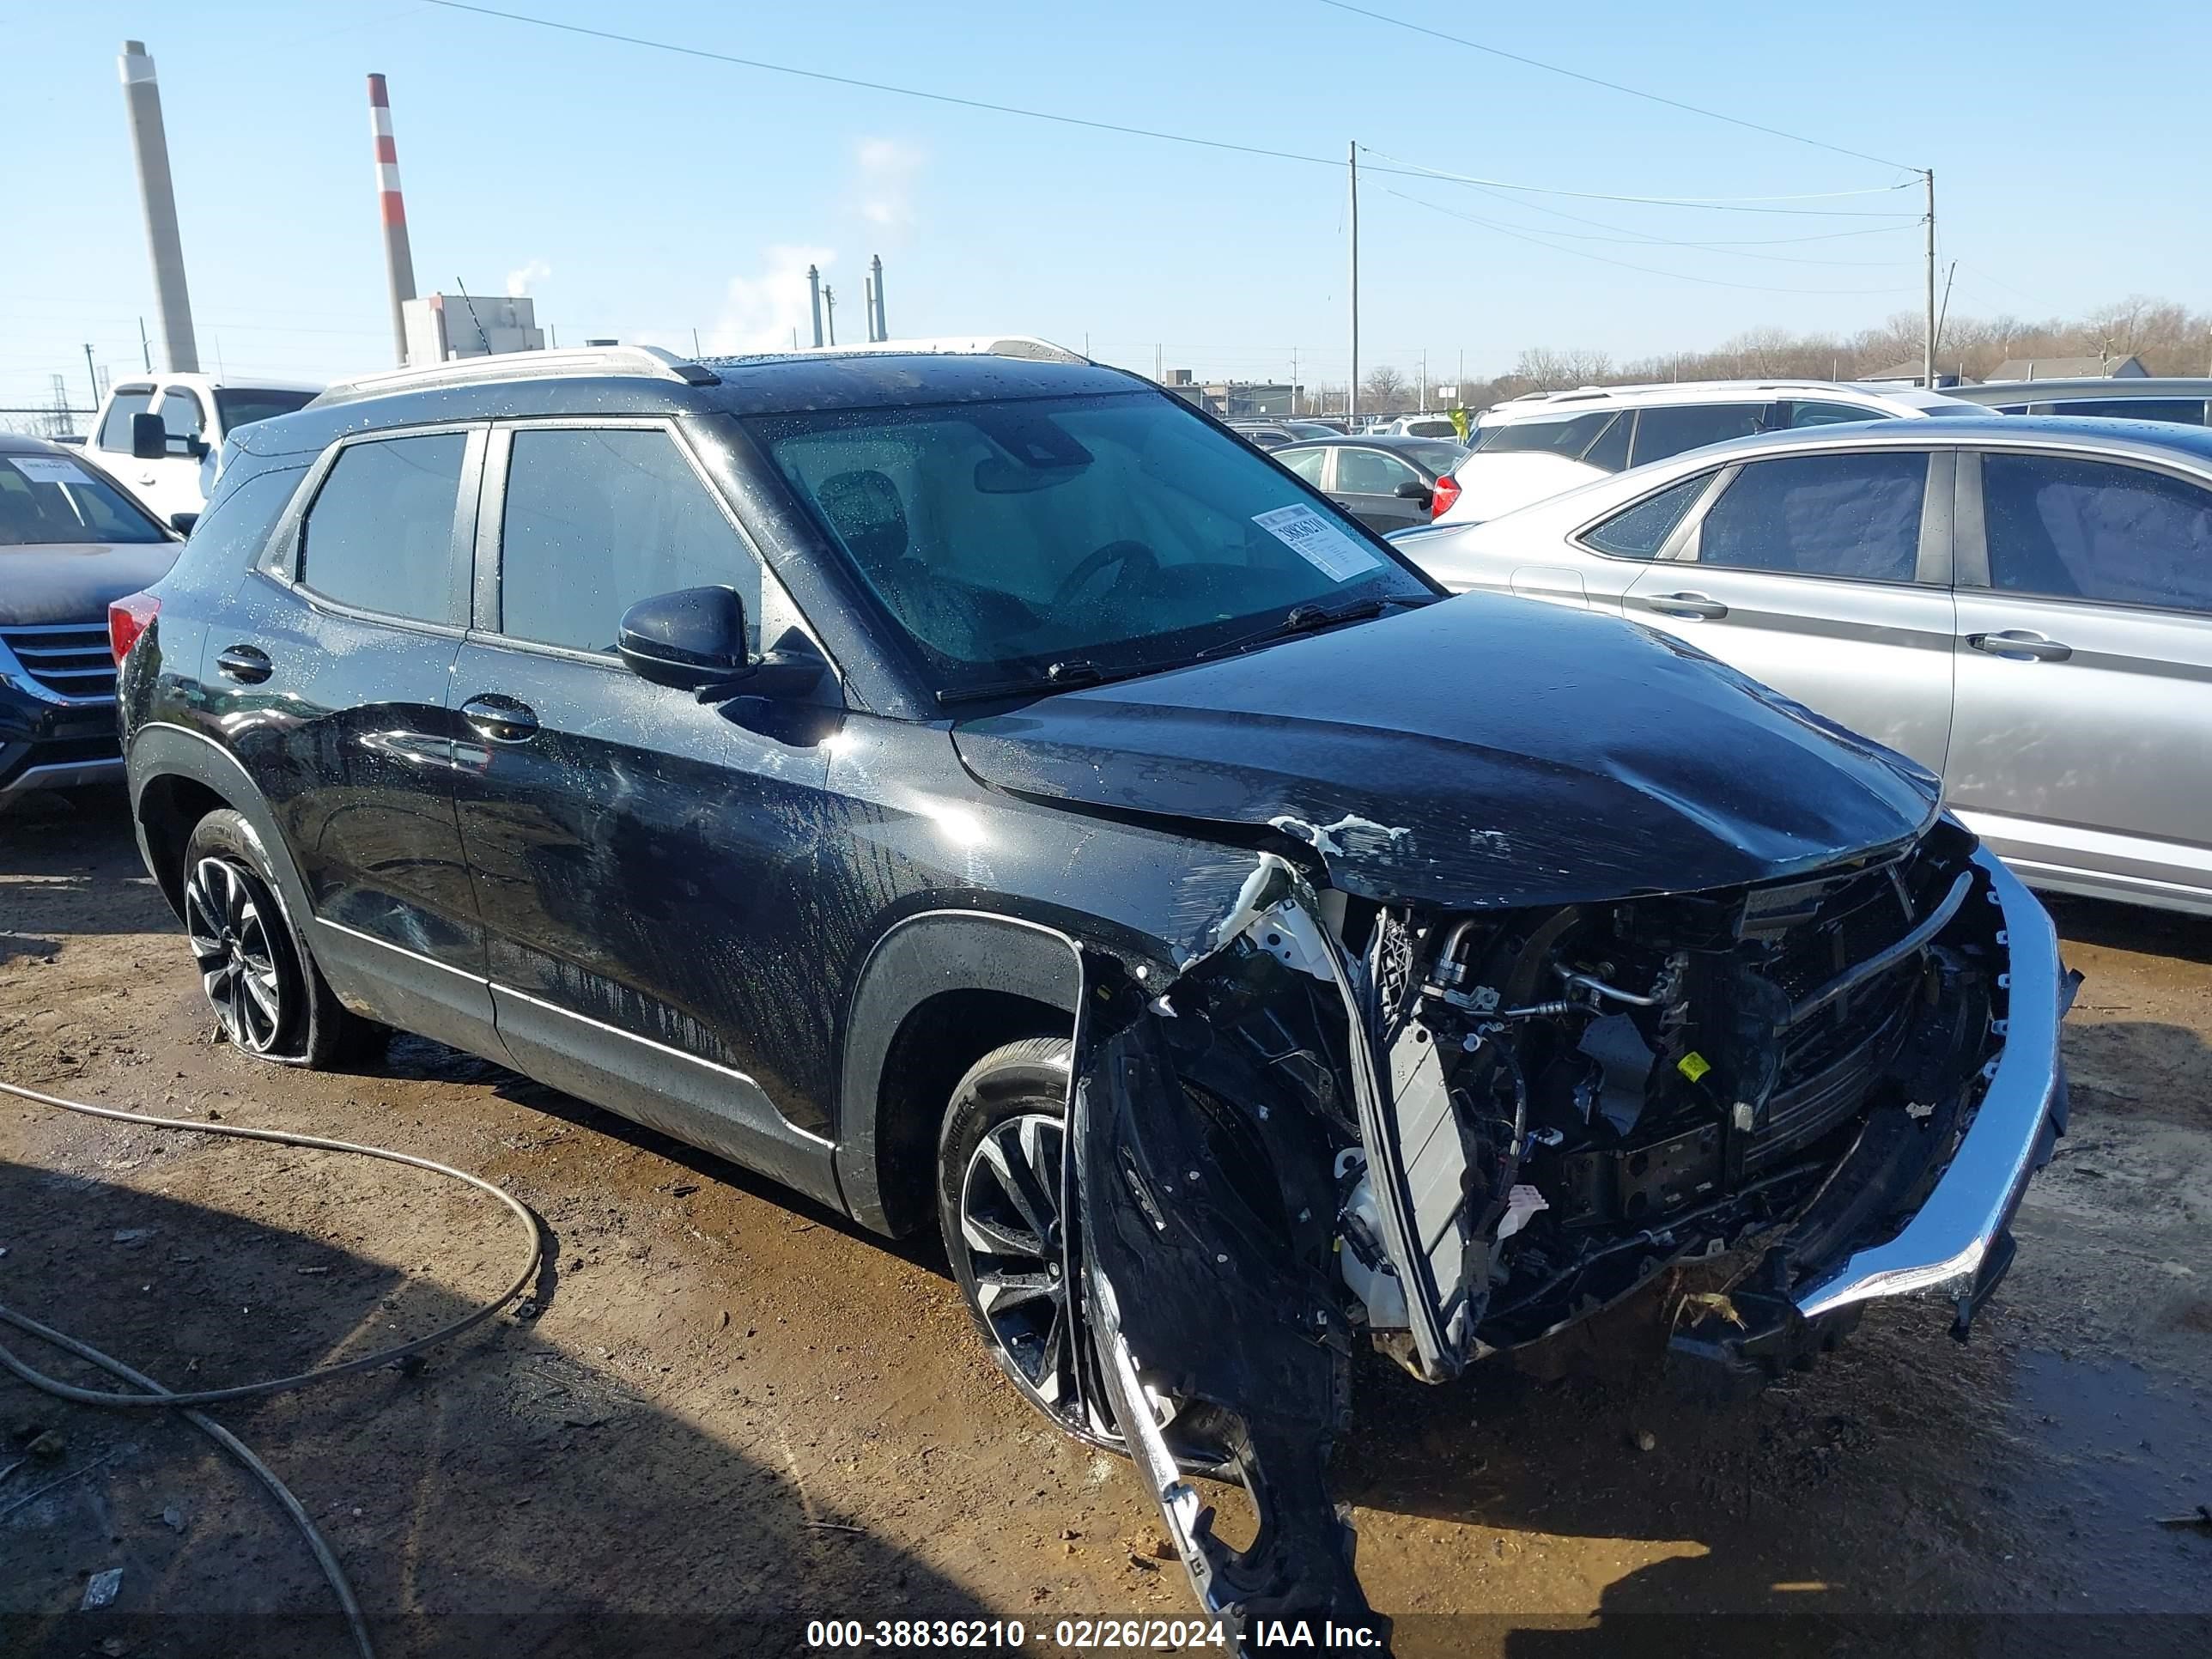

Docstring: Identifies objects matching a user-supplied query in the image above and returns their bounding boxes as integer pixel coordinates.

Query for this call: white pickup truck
[83,373,321,528]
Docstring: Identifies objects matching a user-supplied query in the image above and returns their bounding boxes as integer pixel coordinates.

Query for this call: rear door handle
[460,693,539,745]
[1645,591,1729,620]
[214,643,272,684]
[1967,630,2072,662]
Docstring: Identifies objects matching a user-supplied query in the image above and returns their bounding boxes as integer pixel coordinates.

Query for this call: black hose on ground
[0,1078,548,1659]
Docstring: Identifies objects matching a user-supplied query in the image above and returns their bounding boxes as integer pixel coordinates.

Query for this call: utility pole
[1419,349,1428,414]
[870,253,887,341]
[823,285,837,347]
[1922,168,1937,390]
[138,318,151,373]
[83,344,99,410]
[118,41,198,373]
[1347,141,1360,424]
[1291,346,1299,416]
[807,264,824,348]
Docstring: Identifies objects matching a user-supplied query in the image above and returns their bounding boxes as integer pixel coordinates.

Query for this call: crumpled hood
[952,593,1941,911]
[0,543,179,627]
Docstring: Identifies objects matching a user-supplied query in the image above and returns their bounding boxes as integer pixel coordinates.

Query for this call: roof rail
[311,344,720,407]
[786,335,1090,366]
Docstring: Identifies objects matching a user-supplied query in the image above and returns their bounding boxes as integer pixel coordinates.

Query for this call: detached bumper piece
[1072,981,1389,1655]
[1673,849,2074,1378]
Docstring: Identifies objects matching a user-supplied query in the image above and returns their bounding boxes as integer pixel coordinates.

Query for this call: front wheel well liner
[870,989,1071,1238]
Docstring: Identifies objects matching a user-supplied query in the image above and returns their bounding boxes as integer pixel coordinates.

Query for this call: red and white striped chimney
[368,74,418,366]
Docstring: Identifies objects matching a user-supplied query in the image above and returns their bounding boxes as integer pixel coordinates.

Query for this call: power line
[1382,189,1915,297]
[1422,179,1913,267]
[1315,0,1920,174]
[424,1,1906,216]
[1360,149,1917,216]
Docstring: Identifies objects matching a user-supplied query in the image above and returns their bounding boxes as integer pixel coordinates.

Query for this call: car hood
[0,543,179,627]
[951,594,1941,915]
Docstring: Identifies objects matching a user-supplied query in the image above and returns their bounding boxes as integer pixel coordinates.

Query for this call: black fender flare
[125,720,315,931]
[834,908,1082,1234]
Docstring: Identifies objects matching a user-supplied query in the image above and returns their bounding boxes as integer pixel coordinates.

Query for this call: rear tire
[181,809,387,1069]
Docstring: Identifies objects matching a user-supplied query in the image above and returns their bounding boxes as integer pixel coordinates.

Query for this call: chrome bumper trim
[1,757,125,797]
[1791,848,2063,1323]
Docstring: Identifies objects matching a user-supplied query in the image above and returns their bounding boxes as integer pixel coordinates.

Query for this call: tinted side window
[1982,453,2212,612]
[1336,448,1419,493]
[298,434,467,624]
[1279,447,1328,485]
[2044,398,2208,427]
[182,463,307,570]
[1785,400,1882,428]
[1583,474,1711,559]
[1477,411,1614,458]
[1697,452,1927,581]
[499,428,762,654]
[95,388,155,451]
[1580,412,1631,472]
[1630,402,1770,467]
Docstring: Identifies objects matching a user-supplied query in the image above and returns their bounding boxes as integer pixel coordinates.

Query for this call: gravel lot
[3,791,2208,1656]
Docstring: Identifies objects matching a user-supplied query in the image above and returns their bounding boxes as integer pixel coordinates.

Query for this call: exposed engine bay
[1061,818,2058,1650]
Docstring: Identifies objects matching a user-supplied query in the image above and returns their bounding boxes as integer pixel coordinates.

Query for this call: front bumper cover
[1788,848,2068,1329]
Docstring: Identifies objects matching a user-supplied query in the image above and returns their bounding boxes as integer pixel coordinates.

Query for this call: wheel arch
[128,722,313,930]
[835,910,1082,1237]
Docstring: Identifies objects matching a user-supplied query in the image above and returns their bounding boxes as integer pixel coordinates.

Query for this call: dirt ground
[2,789,2208,1657]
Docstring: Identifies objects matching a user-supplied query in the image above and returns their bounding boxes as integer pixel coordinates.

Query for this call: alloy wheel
[185,856,289,1055]
[958,1111,1100,1433]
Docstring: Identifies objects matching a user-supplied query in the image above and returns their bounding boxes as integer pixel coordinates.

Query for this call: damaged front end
[1060,819,2069,1646]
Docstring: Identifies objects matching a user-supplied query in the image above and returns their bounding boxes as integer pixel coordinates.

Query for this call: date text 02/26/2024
[804,1617,1384,1650]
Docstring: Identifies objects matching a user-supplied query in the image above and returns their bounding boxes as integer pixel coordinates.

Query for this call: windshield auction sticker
[1252,504,1384,581]
[6,457,94,487]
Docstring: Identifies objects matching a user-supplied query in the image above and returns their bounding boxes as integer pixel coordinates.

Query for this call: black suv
[114,343,2068,1639]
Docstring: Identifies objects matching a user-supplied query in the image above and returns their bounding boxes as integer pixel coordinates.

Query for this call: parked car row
[1394,414,2212,916]
[96,341,2070,1639]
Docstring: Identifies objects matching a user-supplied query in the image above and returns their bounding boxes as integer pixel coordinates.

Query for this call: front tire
[181,809,386,1068]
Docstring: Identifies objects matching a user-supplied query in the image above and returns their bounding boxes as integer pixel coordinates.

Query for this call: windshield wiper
[1193,594,1429,661]
[936,658,1123,706]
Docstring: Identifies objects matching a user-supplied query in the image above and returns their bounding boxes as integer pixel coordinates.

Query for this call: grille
[2,623,117,702]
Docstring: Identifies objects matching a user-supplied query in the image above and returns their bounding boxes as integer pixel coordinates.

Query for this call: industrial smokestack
[117,41,198,374]
[870,254,886,343]
[862,273,878,343]
[807,264,823,349]
[367,75,418,365]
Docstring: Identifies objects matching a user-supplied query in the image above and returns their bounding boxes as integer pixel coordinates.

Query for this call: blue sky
[3,0,2204,410]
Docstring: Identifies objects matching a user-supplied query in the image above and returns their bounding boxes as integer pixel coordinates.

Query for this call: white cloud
[852,137,924,235]
[505,258,551,298]
[687,245,836,355]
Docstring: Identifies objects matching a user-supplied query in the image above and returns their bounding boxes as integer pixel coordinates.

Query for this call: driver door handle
[1967,629,2072,662]
[460,693,539,745]
[1645,591,1729,620]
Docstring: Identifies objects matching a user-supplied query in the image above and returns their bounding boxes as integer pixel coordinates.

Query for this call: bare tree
[1361,365,1410,407]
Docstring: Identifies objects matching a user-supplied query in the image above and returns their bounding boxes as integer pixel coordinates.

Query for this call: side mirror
[1393,479,1434,505]
[617,585,751,690]
[168,512,198,535]
[131,411,167,460]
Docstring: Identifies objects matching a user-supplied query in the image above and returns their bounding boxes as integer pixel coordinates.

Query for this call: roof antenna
[452,276,495,358]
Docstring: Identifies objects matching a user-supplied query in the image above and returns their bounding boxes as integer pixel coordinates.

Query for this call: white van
[85,373,321,527]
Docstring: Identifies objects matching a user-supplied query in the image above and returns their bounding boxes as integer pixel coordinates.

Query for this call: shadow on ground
[0,1164,981,1659]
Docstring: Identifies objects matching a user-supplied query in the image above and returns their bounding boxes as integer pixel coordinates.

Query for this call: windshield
[0,453,167,545]
[214,388,317,431]
[750,391,1435,695]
